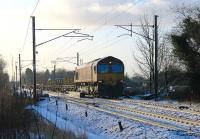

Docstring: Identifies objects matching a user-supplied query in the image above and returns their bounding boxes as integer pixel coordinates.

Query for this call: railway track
[95,98,200,123]
[48,91,200,116]
[57,96,200,137]
[105,104,200,127]
[124,99,200,116]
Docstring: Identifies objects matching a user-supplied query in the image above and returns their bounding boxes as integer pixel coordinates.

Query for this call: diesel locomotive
[74,56,124,98]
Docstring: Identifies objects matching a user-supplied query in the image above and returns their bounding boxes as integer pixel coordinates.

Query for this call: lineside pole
[15,64,17,91]
[32,16,37,103]
[77,52,79,66]
[154,15,158,101]
[19,54,22,95]
[54,64,56,85]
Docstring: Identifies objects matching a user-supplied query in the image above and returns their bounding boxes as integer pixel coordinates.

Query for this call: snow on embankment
[32,98,103,139]
[30,92,199,139]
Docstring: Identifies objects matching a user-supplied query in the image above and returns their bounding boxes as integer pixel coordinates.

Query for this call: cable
[82,37,125,59]
[21,63,33,69]
[38,1,139,68]
[78,28,116,54]
[31,0,40,16]
[50,38,74,57]
[62,1,137,55]
[52,6,121,58]
[78,28,121,57]
[53,28,106,59]
[78,2,139,57]
[20,19,31,54]
[20,0,40,54]
[50,39,78,60]
[51,1,139,62]
[91,2,137,33]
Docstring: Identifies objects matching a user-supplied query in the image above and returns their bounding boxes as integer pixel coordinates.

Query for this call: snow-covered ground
[31,91,200,139]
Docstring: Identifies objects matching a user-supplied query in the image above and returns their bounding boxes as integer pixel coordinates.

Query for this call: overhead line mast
[19,54,22,95]
[32,16,36,103]
[115,15,158,100]
[31,16,93,103]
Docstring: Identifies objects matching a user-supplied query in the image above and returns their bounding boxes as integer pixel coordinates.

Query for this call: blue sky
[0,0,199,79]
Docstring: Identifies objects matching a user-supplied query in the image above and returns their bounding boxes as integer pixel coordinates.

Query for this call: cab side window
[94,66,97,73]
[75,71,79,80]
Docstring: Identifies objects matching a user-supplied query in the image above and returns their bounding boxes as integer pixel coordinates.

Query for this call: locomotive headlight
[109,61,112,64]
[98,80,102,83]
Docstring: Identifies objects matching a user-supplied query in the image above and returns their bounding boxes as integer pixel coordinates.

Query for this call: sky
[0,0,199,80]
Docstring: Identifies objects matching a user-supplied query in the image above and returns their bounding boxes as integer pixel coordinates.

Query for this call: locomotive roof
[76,56,122,69]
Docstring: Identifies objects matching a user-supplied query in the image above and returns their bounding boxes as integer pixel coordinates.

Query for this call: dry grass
[31,113,87,139]
[0,85,87,139]
[0,85,34,138]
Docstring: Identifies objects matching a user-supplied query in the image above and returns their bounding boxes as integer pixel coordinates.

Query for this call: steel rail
[124,99,200,116]
[105,104,200,127]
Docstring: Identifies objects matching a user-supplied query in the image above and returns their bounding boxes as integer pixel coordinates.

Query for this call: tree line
[22,68,74,85]
[129,5,200,100]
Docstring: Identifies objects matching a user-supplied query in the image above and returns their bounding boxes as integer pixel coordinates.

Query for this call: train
[74,56,124,98]
[27,56,124,98]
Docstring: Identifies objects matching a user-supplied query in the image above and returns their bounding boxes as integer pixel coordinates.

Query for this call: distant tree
[24,68,33,84]
[55,69,74,79]
[159,65,190,87]
[0,55,6,73]
[171,7,200,97]
[124,75,132,87]
[44,69,50,84]
[0,55,9,90]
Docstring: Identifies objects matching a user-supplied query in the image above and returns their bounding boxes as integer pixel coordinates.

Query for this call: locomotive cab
[97,57,124,98]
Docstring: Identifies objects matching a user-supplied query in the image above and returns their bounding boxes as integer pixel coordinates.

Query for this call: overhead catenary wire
[79,26,130,57]
[20,19,31,54]
[31,0,40,16]
[51,10,120,58]
[61,26,121,59]
[50,38,122,68]
[52,1,139,60]
[50,38,75,58]
[81,2,126,31]
[20,0,40,54]
[77,28,117,54]
[90,1,137,33]
[81,37,126,60]
[76,2,142,62]
[78,2,136,53]
[21,63,33,69]
[36,1,187,70]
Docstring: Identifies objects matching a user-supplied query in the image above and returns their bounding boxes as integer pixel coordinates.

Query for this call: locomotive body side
[74,61,98,83]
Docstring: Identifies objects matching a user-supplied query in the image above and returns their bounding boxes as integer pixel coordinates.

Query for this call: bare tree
[0,55,6,73]
[133,14,169,92]
[0,55,9,90]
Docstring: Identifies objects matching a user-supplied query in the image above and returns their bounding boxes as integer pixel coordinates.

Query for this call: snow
[31,91,200,139]
[33,104,101,139]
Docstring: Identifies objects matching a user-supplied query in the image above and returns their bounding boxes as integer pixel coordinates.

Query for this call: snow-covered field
[31,91,200,139]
